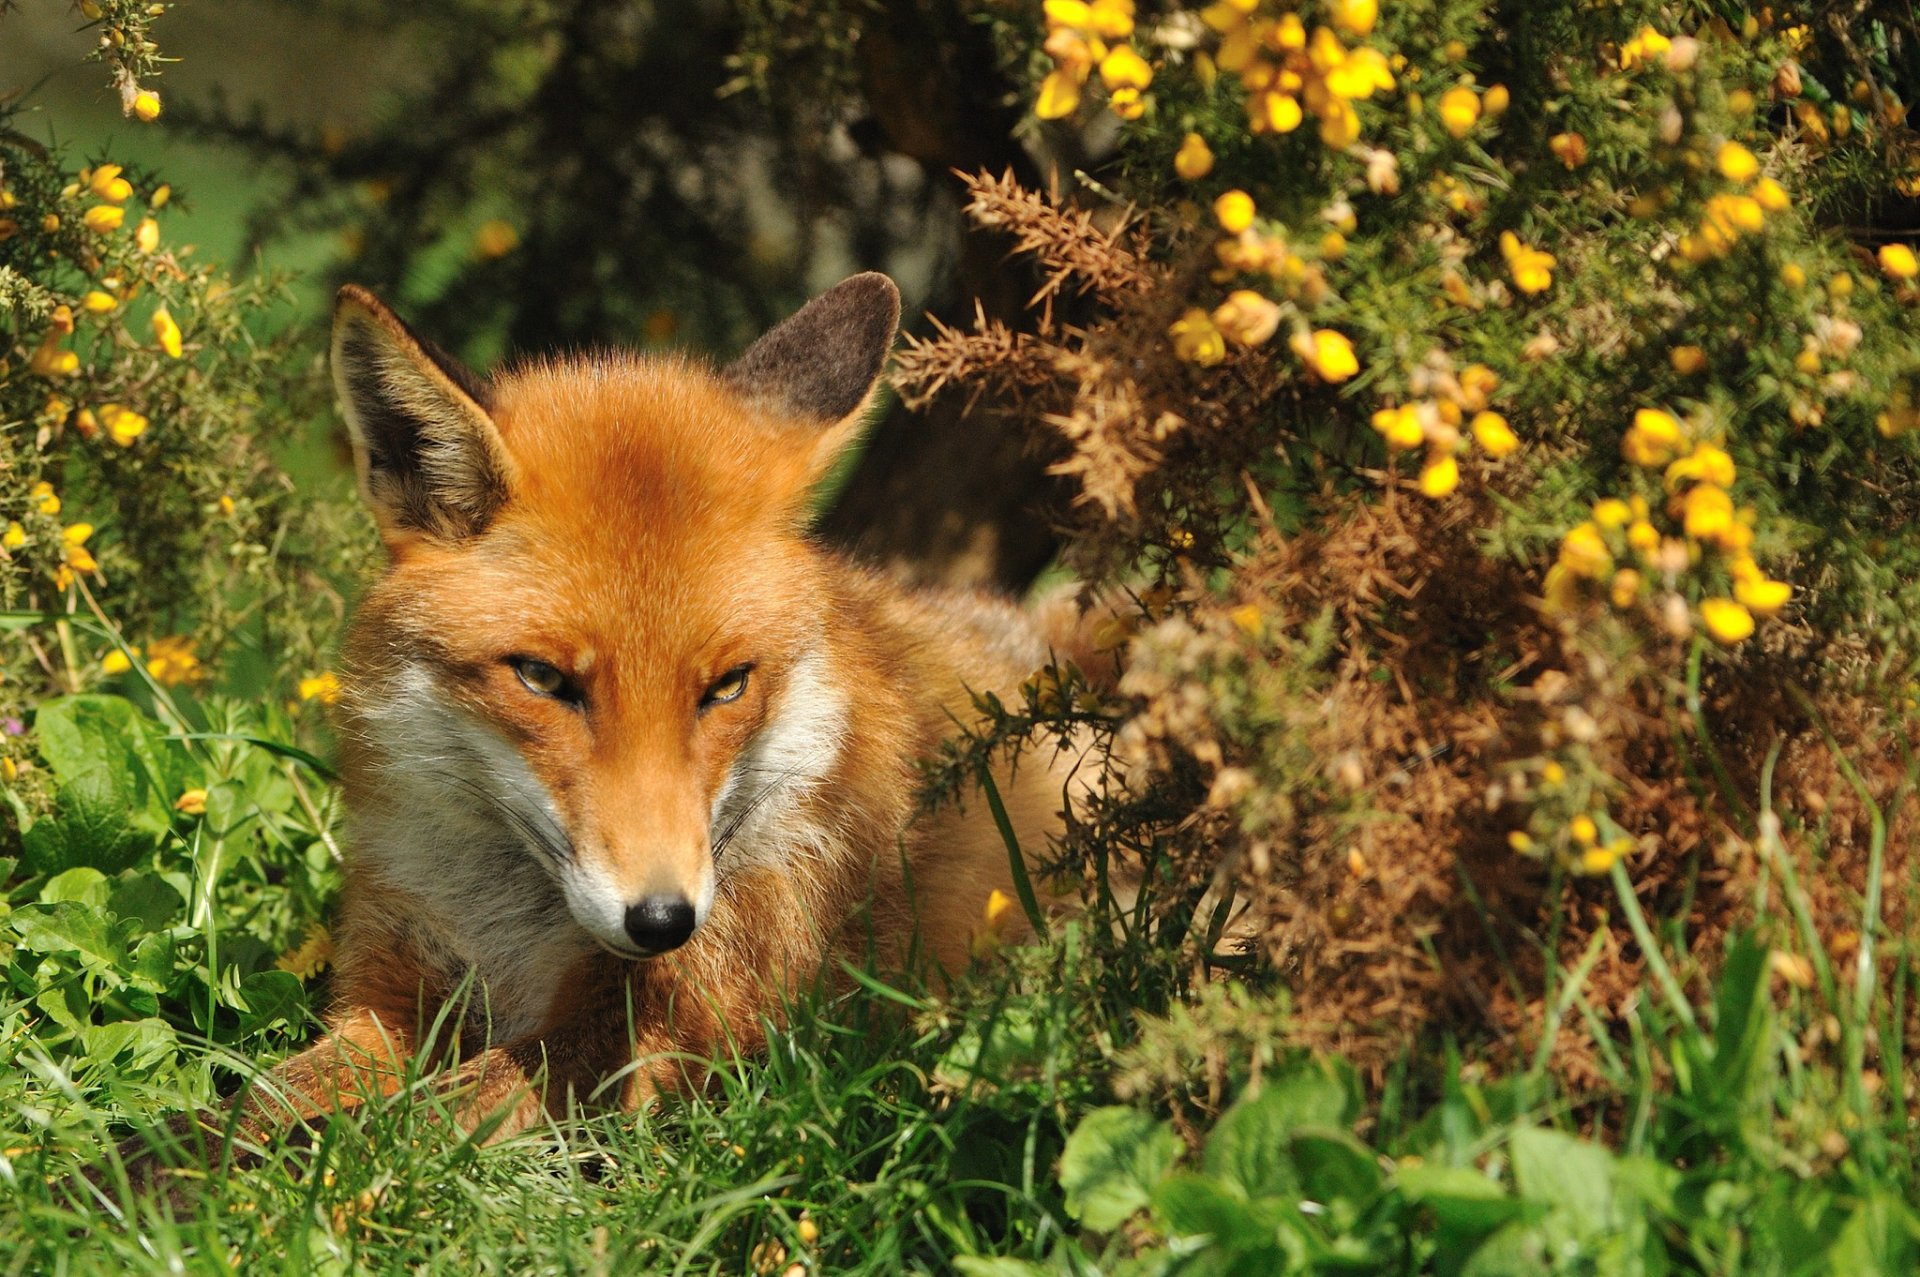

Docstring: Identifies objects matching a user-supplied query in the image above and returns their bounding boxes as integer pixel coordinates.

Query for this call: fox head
[331,275,900,960]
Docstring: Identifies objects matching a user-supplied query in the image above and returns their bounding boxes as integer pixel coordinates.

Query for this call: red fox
[210,274,1097,1146]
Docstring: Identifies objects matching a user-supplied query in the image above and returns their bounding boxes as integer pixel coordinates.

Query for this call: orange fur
[222,278,1097,1146]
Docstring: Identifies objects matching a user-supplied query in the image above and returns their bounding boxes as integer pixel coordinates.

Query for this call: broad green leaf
[1396,1164,1533,1237]
[234,969,307,1032]
[83,1017,177,1071]
[1059,1106,1180,1230]
[40,866,109,905]
[10,900,125,968]
[22,769,158,875]
[1826,1188,1919,1273]
[1288,1125,1382,1210]
[1458,1220,1550,1277]
[1509,1127,1616,1241]
[108,872,185,933]
[1205,1066,1346,1199]
[1151,1173,1274,1250]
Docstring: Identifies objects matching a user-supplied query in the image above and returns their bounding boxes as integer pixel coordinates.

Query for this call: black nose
[623,895,697,954]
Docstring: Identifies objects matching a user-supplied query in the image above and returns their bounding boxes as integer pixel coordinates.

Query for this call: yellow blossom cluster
[1676,140,1790,261]
[100,636,202,686]
[1548,407,1792,644]
[1369,361,1513,498]
[1201,0,1393,148]
[1035,0,1150,121]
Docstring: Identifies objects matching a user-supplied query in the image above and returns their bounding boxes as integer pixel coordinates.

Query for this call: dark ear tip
[334,284,387,320]
[839,272,901,328]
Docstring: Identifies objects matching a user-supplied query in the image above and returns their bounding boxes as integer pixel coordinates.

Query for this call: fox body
[235,274,1090,1141]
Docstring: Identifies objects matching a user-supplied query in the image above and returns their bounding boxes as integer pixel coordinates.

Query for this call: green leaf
[1151,1173,1275,1251]
[954,1261,1056,1277]
[1508,1127,1616,1241]
[40,866,109,905]
[234,969,306,1032]
[1059,1106,1180,1230]
[1205,1066,1347,1199]
[1705,930,1774,1111]
[1396,1165,1532,1237]
[1457,1220,1550,1277]
[1288,1126,1381,1210]
[108,871,185,933]
[22,695,197,875]
[10,900,125,968]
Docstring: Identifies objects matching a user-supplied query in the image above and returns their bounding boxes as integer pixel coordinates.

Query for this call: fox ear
[723,272,900,479]
[331,286,513,545]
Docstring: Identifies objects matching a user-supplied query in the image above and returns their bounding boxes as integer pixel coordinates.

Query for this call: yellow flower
[1610,568,1642,609]
[1716,141,1759,183]
[1469,410,1518,457]
[83,204,126,233]
[1699,597,1755,644]
[61,523,97,573]
[1734,574,1792,616]
[276,924,335,980]
[1331,0,1376,36]
[150,184,171,209]
[1417,453,1459,497]
[1317,97,1360,148]
[1211,290,1281,347]
[1482,83,1510,116]
[1324,46,1394,102]
[1085,0,1134,39]
[135,216,160,253]
[1579,844,1620,876]
[1619,26,1671,69]
[1623,408,1683,467]
[30,481,60,516]
[1670,345,1706,374]
[99,404,150,447]
[1682,483,1734,543]
[152,307,183,359]
[1627,520,1659,554]
[1878,243,1919,281]
[1753,177,1790,212]
[1570,814,1597,845]
[1541,761,1566,785]
[1558,521,1612,580]
[1507,830,1535,854]
[1213,189,1256,233]
[1253,91,1304,134]
[1,522,22,550]
[145,635,203,687]
[1035,68,1084,119]
[1169,309,1227,366]
[298,672,343,705]
[1457,363,1498,410]
[1498,231,1555,294]
[473,219,519,259]
[1174,132,1214,180]
[1099,44,1152,92]
[1592,498,1632,529]
[102,647,137,675]
[132,90,163,122]
[1290,328,1358,382]
[1108,87,1146,120]
[82,290,118,313]
[1372,404,1426,451]
[1549,132,1588,168]
[1665,441,1735,491]
[174,788,208,816]
[28,340,78,379]
[1438,86,1481,138]
[88,164,134,203]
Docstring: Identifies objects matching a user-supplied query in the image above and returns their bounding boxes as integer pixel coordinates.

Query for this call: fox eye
[511,657,578,704]
[700,664,751,710]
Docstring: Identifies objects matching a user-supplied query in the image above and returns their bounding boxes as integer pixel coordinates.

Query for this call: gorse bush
[893,0,1920,1082]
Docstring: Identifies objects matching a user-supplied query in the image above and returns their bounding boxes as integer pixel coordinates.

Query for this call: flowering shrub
[902,0,1920,1075]
[0,10,357,1095]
